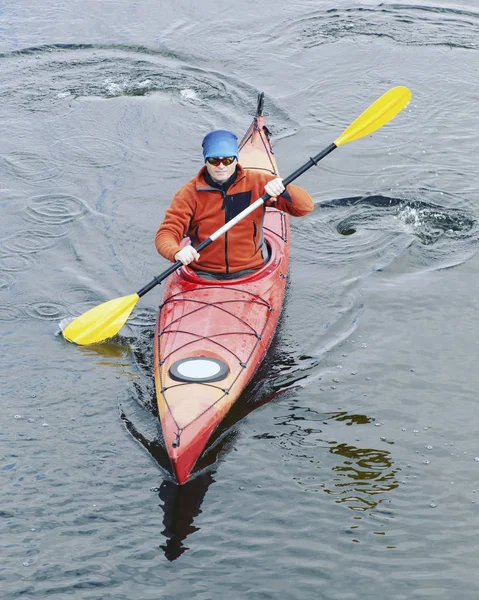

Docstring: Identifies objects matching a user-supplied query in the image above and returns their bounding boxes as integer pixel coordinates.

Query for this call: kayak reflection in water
[154,129,314,280]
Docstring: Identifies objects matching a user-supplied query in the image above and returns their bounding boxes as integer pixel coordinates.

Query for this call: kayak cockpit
[177,209,289,286]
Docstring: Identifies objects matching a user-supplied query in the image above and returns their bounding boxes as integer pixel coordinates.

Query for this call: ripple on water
[57,285,115,324]
[126,307,157,329]
[0,151,61,182]
[331,195,476,241]
[319,195,479,274]
[52,135,129,169]
[25,194,89,226]
[24,302,65,321]
[0,305,26,321]
[2,228,68,254]
[59,284,105,307]
[0,43,292,134]
[0,273,13,289]
[0,253,34,272]
[265,5,479,50]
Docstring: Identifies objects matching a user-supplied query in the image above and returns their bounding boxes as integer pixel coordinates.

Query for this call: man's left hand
[264,178,285,201]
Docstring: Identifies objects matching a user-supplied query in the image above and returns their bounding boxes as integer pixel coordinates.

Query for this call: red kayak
[154,94,290,484]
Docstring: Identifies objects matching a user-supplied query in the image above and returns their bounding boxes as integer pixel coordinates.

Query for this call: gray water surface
[2,1,479,598]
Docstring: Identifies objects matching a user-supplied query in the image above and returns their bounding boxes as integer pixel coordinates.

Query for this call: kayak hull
[154,101,290,484]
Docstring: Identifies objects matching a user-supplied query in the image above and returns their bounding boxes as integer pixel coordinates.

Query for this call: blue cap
[202,130,238,160]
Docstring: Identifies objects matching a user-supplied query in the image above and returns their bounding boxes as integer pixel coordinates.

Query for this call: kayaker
[155,129,314,279]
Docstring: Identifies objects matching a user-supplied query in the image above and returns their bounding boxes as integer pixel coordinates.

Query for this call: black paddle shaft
[137,142,337,298]
[282,142,336,187]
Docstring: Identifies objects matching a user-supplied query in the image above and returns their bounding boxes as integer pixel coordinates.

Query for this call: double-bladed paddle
[61,85,411,345]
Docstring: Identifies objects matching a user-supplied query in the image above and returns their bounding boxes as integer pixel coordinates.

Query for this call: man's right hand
[175,245,200,265]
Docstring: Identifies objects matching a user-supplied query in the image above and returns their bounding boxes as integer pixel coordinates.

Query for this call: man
[155,129,314,279]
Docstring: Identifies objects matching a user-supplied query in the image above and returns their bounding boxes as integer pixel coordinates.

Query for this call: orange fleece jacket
[155,164,314,274]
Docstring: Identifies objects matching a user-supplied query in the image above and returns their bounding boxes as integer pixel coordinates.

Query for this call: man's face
[205,157,237,183]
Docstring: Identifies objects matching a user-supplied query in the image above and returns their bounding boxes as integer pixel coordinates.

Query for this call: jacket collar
[195,163,246,191]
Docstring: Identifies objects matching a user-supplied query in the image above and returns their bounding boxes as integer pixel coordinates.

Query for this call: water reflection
[77,339,133,359]
[120,412,214,561]
[123,392,266,561]
[272,407,400,515]
[158,429,240,561]
[76,339,138,378]
[154,387,289,561]
[159,475,214,561]
[326,441,399,512]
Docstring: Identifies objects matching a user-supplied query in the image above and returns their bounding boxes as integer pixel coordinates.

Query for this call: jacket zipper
[222,190,229,274]
[197,174,248,274]
[224,232,229,274]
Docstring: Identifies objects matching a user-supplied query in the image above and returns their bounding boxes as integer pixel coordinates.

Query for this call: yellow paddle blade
[334,86,411,147]
[62,293,140,345]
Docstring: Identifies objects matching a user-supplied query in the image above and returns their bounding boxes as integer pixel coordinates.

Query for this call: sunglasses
[206,156,236,166]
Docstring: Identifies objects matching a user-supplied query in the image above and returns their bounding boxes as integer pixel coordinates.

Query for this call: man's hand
[175,245,200,265]
[264,178,285,202]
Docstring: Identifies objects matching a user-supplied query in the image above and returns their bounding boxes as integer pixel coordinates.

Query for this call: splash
[330,195,477,265]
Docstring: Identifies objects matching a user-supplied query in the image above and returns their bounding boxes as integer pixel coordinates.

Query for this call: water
[1,0,479,597]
